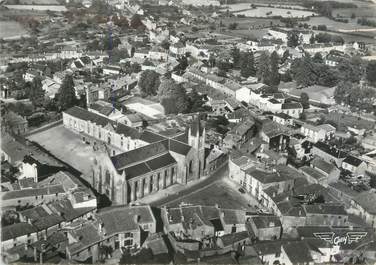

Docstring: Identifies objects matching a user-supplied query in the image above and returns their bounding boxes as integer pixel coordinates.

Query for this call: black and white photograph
[1,0,376,264]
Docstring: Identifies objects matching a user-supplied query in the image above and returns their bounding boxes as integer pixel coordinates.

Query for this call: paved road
[150,162,229,207]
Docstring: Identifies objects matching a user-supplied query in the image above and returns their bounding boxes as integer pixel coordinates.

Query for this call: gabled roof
[343,155,363,167]
[303,204,347,215]
[281,102,302,110]
[282,241,313,263]
[245,168,292,184]
[140,130,167,144]
[64,106,140,139]
[311,157,337,175]
[111,140,169,171]
[168,139,192,156]
[2,184,65,200]
[250,216,281,229]
[313,142,347,159]
[2,223,37,241]
[96,205,155,235]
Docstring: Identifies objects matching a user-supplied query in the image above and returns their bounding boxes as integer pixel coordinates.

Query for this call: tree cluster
[290,54,338,87]
[257,51,280,89]
[138,70,161,97]
[334,81,376,112]
[158,78,189,114]
[57,75,78,111]
[313,33,344,44]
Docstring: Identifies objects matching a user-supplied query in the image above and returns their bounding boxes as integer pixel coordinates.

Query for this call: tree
[110,48,129,63]
[309,34,315,44]
[300,92,310,109]
[290,56,317,87]
[257,52,270,84]
[269,51,280,87]
[28,76,45,106]
[158,78,189,114]
[187,88,211,113]
[113,15,129,29]
[160,39,170,51]
[287,31,300,47]
[138,70,160,97]
[240,51,256,78]
[366,60,376,85]
[231,46,241,68]
[336,56,363,83]
[58,75,77,111]
[130,14,144,29]
[281,50,290,63]
[312,52,323,63]
[2,210,19,226]
[228,22,238,30]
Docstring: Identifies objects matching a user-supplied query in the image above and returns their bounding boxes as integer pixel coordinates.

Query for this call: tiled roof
[2,223,37,241]
[96,205,155,236]
[246,168,292,184]
[250,215,281,229]
[343,155,363,167]
[311,157,337,175]
[67,222,101,255]
[222,209,246,225]
[282,241,313,263]
[303,204,347,215]
[300,166,326,181]
[281,102,302,109]
[313,141,347,159]
[2,184,65,200]
[219,231,249,247]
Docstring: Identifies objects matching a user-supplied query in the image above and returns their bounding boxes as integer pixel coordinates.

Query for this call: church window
[105,171,111,184]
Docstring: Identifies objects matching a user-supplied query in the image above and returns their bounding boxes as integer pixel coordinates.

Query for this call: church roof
[123,153,177,179]
[111,140,169,171]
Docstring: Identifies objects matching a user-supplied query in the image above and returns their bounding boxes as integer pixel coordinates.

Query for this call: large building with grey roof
[62,106,206,205]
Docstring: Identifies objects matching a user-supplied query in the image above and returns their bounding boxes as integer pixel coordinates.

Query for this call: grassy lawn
[165,180,256,211]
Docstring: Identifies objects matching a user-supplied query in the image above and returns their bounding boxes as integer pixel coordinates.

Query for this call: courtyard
[27,124,97,184]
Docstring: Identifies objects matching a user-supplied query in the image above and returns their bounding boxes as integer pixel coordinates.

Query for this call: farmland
[0,20,29,40]
[226,3,317,18]
[4,5,67,12]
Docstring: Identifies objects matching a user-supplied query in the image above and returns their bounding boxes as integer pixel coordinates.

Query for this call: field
[226,3,317,18]
[0,21,29,40]
[6,0,59,4]
[332,0,376,18]
[4,5,67,11]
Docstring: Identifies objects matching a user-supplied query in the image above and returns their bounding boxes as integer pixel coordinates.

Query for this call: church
[62,106,206,205]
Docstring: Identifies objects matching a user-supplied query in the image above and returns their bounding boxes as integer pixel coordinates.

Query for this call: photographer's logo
[313,232,367,245]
